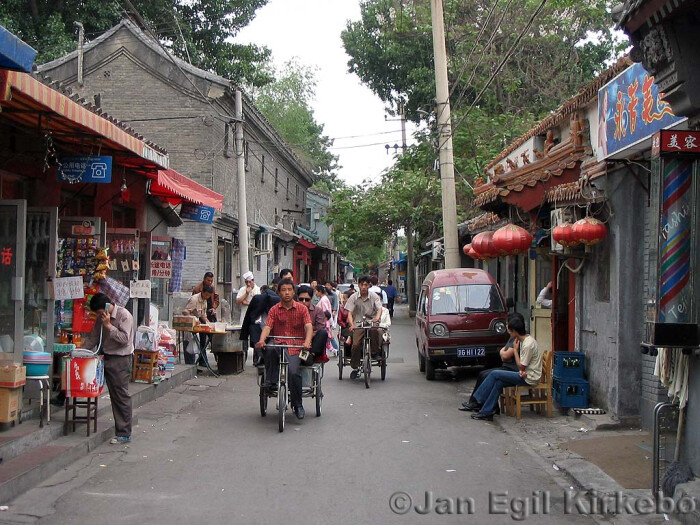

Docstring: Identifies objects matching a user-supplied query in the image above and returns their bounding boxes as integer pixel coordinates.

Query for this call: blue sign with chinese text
[58,156,112,183]
[597,62,684,160]
[180,203,214,224]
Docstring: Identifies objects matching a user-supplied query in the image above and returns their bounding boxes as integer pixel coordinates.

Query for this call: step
[0,364,197,503]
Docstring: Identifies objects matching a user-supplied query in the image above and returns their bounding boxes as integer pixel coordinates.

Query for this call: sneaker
[109,436,131,444]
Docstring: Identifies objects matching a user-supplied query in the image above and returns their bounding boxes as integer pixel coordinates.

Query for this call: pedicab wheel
[363,344,371,389]
[259,386,268,417]
[315,376,323,417]
[338,346,344,380]
[278,383,287,432]
[381,355,387,381]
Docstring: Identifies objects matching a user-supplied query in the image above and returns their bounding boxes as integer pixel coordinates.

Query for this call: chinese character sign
[129,280,152,299]
[653,130,700,156]
[57,156,112,183]
[598,63,684,160]
[150,260,172,279]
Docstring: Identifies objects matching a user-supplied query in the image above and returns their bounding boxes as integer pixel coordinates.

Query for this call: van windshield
[430,284,504,315]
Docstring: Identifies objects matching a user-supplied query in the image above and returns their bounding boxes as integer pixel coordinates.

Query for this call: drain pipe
[74,22,84,87]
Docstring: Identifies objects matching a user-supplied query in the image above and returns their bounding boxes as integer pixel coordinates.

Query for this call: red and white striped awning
[149,169,224,211]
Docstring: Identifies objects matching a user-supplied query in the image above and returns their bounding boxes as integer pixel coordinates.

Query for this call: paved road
[2,306,597,525]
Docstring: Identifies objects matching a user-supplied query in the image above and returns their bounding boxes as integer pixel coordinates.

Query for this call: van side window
[418,290,427,315]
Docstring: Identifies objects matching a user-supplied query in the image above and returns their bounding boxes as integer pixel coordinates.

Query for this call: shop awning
[149,169,224,211]
[0,70,168,170]
[0,25,36,73]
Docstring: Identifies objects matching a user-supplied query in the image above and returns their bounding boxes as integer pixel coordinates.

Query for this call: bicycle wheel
[259,386,268,417]
[278,383,287,432]
[363,337,371,389]
[315,371,323,417]
[338,343,344,380]
[381,354,387,381]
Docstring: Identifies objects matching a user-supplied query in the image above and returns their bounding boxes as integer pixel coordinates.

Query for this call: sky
[237,0,418,187]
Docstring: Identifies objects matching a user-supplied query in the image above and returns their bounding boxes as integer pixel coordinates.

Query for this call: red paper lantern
[551,222,579,247]
[463,243,482,260]
[471,231,497,259]
[492,224,533,256]
[462,243,471,255]
[572,216,607,245]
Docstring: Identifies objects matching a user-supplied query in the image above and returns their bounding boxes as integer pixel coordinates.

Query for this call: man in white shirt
[236,271,260,324]
[369,275,388,306]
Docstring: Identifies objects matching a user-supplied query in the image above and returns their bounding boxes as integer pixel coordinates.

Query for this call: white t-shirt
[236,284,260,324]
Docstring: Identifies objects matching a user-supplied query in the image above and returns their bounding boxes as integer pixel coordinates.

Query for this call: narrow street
[2,306,596,525]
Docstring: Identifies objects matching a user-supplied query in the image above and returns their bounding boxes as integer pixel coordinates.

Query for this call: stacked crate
[552,351,589,408]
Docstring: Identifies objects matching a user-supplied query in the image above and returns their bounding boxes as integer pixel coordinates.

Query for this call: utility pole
[74,22,84,86]
[235,89,250,276]
[397,101,418,316]
[430,0,461,269]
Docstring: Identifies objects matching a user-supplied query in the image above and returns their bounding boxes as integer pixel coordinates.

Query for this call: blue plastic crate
[553,351,586,379]
[553,377,589,409]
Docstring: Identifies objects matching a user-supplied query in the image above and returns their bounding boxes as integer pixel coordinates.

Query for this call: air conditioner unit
[550,208,574,253]
[255,232,272,252]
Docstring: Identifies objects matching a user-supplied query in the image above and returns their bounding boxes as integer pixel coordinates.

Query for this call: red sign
[654,130,700,155]
[150,260,172,279]
[0,247,13,266]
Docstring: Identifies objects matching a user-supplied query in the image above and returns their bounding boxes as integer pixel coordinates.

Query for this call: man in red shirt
[256,279,312,419]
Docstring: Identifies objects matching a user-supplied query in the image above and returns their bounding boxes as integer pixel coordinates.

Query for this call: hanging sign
[58,156,113,183]
[180,203,214,224]
[150,260,172,279]
[129,280,151,299]
[598,63,684,160]
[53,276,85,300]
[652,130,700,157]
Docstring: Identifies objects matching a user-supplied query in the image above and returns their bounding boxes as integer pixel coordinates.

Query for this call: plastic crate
[553,351,586,379]
[553,376,589,408]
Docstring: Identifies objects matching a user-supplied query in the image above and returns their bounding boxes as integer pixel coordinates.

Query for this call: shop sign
[180,203,215,224]
[598,62,684,160]
[53,276,84,300]
[150,260,172,279]
[652,130,700,157]
[0,246,13,269]
[129,280,151,299]
[58,156,112,184]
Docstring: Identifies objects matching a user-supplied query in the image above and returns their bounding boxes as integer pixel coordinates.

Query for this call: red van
[415,269,511,380]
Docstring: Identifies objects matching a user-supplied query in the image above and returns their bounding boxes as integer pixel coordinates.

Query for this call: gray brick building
[38,19,313,309]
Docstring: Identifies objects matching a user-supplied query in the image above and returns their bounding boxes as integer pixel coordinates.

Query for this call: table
[174,327,227,377]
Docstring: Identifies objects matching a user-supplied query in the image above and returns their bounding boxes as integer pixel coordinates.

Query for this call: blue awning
[0,25,36,73]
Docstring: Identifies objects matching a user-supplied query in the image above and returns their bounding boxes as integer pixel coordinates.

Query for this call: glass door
[26,207,58,351]
[0,200,27,360]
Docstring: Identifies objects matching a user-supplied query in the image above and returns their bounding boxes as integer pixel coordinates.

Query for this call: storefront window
[217,239,232,284]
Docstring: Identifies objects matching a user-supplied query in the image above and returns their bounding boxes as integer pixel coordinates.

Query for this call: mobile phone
[104,302,112,313]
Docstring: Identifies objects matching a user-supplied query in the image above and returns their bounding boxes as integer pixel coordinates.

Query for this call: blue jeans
[473,370,527,416]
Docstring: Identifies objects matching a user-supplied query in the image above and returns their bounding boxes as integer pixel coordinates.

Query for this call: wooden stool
[26,375,51,428]
[64,396,98,436]
[131,350,159,383]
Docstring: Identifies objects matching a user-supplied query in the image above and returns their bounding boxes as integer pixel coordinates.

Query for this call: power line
[440,0,548,151]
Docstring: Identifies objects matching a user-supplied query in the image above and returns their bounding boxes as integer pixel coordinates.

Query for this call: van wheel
[418,350,425,372]
[425,358,436,380]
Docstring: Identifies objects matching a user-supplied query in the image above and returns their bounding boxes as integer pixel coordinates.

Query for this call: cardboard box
[0,364,26,388]
[0,387,20,422]
[172,315,197,331]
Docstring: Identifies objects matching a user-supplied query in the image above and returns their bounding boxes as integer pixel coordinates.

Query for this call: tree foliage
[0,0,273,86]
[251,60,341,189]
[336,0,622,262]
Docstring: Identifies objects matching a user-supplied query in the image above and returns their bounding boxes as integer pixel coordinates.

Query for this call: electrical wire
[439,0,548,152]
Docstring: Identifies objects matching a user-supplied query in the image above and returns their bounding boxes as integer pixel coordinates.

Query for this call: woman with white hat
[235,271,260,324]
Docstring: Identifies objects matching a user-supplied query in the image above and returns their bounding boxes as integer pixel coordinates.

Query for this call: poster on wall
[597,62,685,160]
[150,260,172,279]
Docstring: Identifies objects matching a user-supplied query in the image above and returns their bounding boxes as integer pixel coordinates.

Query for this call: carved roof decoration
[465,212,503,232]
[545,180,584,203]
[483,56,632,172]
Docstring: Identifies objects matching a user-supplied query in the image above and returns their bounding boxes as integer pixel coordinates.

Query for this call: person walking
[383,279,398,318]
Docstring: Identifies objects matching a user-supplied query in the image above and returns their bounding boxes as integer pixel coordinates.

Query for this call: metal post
[235,90,250,276]
[430,0,460,269]
[407,224,416,316]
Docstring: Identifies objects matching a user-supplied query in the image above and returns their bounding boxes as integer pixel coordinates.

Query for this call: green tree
[0,0,272,86]
[251,60,341,188]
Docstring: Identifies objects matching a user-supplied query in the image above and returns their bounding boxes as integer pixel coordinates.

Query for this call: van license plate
[457,347,486,357]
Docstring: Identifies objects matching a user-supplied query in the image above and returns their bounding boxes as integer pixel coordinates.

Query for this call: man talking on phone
[84,293,134,444]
